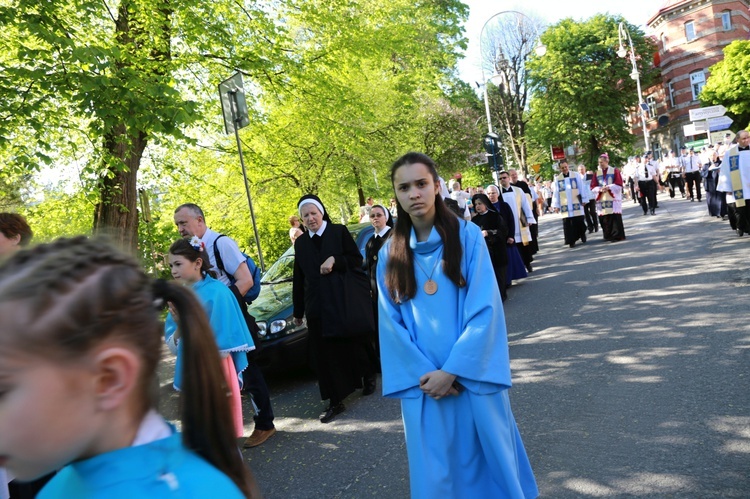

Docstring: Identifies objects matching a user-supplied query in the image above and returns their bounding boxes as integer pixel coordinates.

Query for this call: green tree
[0,0,281,250]
[2,0,478,265]
[526,14,657,167]
[701,40,750,129]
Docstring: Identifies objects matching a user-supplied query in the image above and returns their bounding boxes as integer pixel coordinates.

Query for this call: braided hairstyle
[0,236,258,498]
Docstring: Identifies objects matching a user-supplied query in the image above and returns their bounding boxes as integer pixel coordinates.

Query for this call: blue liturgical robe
[165,275,255,390]
[38,432,244,498]
[377,221,538,498]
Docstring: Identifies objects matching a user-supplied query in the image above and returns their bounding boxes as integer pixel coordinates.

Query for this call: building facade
[633,0,750,157]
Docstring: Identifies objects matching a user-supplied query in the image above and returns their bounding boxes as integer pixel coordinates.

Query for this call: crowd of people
[2,130,748,497]
[617,130,750,236]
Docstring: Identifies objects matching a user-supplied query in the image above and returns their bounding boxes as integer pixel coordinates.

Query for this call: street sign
[684,138,708,149]
[689,105,726,121]
[707,115,733,132]
[693,120,708,132]
[683,123,708,136]
[219,72,250,135]
[550,145,565,160]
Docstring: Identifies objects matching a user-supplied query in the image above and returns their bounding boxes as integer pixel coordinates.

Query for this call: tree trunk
[93,125,148,252]
[91,0,168,253]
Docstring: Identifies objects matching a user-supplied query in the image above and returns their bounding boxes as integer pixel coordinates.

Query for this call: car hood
[249,281,293,321]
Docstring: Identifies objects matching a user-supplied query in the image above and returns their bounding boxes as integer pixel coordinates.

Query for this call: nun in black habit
[293,194,379,423]
[471,193,509,301]
[364,204,394,357]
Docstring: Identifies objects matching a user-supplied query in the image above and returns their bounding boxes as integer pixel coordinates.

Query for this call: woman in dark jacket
[293,194,378,423]
[471,193,509,301]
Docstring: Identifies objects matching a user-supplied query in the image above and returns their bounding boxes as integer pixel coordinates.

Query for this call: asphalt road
[158,189,750,498]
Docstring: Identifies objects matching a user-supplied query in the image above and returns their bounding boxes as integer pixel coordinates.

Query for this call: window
[690,71,706,100]
[652,143,662,161]
[660,32,667,51]
[685,21,696,41]
[722,11,732,31]
[668,81,676,107]
[647,95,658,118]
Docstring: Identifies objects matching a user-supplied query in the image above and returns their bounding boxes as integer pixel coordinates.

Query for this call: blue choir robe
[38,432,244,498]
[165,275,255,390]
[376,221,538,499]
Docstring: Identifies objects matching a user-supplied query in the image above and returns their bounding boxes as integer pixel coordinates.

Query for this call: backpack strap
[212,234,230,277]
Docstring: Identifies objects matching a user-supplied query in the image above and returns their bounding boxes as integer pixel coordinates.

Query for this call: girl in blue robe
[378,153,538,498]
[0,236,259,497]
[165,238,255,437]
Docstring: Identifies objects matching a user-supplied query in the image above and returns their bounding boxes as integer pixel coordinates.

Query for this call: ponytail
[153,280,259,498]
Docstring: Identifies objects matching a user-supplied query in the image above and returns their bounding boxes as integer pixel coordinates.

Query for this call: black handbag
[338,267,376,337]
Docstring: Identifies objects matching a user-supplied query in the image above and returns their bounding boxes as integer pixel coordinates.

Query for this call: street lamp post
[617,22,650,153]
[479,11,546,181]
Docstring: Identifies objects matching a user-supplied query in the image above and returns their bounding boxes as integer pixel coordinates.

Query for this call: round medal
[423,279,438,295]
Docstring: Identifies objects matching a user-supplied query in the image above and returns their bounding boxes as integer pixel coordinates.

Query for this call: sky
[458,0,664,85]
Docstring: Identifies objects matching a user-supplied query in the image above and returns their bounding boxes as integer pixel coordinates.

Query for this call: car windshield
[261,254,294,284]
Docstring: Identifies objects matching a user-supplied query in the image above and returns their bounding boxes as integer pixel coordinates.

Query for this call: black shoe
[738,229,745,237]
[650,209,655,215]
[525,263,533,272]
[362,376,377,396]
[569,242,575,248]
[643,211,648,215]
[320,403,346,423]
[594,226,599,232]
[581,233,587,243]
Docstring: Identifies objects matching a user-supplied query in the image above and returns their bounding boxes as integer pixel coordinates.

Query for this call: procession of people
[3,127,748,498]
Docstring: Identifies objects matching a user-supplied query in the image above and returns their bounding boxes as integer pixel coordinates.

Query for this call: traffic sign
[683,123,708,136]
[550,145,565,160]
[707,115,733,132]
[689,105,726,121]
[693,120,708,132]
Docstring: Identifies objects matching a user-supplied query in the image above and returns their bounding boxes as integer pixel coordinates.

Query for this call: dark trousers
[628,179,636,203]
[244,359,275,430]
[638,180,657,212]
[732,203,750,233]
[584,199,598,231]
[668,174,685,198]
[685,171,702,200]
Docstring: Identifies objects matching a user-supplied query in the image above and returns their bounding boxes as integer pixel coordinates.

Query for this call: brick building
[631,0,750,157]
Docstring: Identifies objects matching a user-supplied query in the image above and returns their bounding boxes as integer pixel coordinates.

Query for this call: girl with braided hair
[0,236,259,498]
[165,238,255,438]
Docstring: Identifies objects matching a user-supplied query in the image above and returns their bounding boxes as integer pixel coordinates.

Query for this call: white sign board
[683,123,708,136]
[689,105,726,121]
[693,120,708,132]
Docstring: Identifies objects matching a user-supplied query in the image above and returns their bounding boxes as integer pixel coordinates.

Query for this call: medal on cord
[414,248,443,295]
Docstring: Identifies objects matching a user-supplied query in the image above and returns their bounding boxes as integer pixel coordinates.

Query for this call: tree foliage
[701,40,750,129]
[526,14,657,167]
[0,0,282,250]
[2,0,483,268]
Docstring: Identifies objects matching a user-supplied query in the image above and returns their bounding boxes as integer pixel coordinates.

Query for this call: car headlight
[269,319,287,334]
[257,321,267,337]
